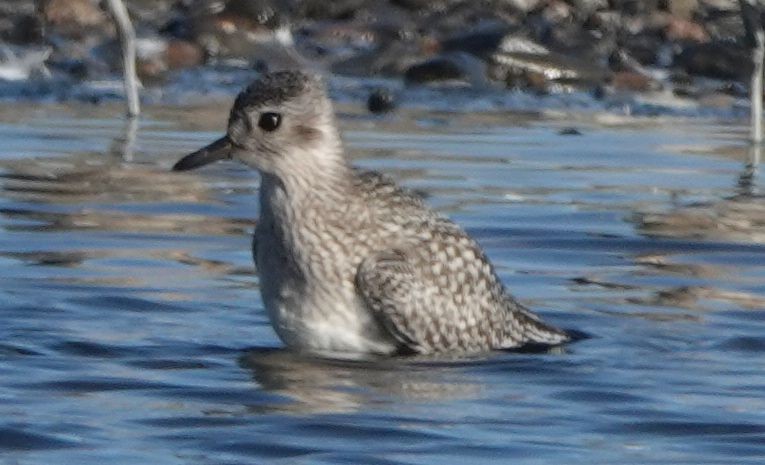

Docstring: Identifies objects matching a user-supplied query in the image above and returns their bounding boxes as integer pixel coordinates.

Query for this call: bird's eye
[258,112,281,132]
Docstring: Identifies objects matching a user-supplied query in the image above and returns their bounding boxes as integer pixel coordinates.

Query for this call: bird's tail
[501,301,584,351]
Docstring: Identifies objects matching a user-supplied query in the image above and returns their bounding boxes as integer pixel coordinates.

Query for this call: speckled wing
[355,249,424,353]
[356,245,510,354]
[354,170,572,353]
[356,247,572,354]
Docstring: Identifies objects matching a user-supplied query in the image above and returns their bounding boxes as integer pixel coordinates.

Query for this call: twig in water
[741,0,765,144]
[104,0,140,118]
[750,30,764,144]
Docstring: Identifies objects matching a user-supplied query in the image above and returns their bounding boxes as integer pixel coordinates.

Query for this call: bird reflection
[636,144,764,243]
[584,144,765,313]
[239,348,485,414]
[630,285,765,311]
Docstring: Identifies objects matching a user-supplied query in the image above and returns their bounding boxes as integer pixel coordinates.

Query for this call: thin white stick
[110,115,139,161]
[105,0,140,118]
[751,28,764,144]
[753,141,762,167]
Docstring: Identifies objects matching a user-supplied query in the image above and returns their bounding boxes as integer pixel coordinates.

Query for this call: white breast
[255,183,397,355]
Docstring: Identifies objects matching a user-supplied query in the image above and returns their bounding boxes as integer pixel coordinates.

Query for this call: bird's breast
[254,211,397,354]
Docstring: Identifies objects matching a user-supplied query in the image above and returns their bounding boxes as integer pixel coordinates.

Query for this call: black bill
[172,136,232,171]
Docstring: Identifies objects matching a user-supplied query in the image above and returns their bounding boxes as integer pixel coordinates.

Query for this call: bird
[173,70,577,356]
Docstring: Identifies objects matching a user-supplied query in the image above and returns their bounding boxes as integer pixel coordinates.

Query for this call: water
[1,103,764,465]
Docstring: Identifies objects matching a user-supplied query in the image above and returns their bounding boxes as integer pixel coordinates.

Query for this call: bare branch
[751,28,764,144]
[104,0,140,118]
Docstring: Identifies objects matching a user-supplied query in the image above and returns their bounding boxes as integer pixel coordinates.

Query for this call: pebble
[367,88,396,114]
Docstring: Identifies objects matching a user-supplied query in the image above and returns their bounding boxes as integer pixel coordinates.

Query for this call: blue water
[1,104,764,464]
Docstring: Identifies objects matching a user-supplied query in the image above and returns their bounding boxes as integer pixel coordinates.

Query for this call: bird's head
[173,70,343,180]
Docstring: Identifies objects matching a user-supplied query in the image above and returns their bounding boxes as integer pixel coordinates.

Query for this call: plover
[173,70,575,355]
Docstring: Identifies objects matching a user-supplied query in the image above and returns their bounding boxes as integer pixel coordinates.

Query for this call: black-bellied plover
[173,70,575,355]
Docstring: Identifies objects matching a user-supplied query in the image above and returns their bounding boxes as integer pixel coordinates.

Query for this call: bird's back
[349,170,570,353]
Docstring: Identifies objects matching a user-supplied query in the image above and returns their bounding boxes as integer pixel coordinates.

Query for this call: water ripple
[0,107,763,464]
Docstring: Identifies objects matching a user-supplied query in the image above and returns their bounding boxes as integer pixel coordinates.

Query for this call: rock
[676,41,752,81]
[47,58,88,80]
[404,52,489,87]
[506,0,544,12]
[536,19,614,59]
[609,48,645,72]
[569,0,609,13]
[297,21,407,60]
[716,81,747,98]
[610,71,660,92]
[609,0,661,16]
[0,46,51,81]
[388,0,442,12]
[0,14,43,45]
[489,34,606,90]
[698,2,745,41]
[583,10,623,33]
[504,68,548,93]
[664,17,708,42]
[192,5,308,71]
[592,83,609,99]
[544,1,577,23]
[223,0,284,27]
[297,0,370,20]
[620,33,666,66]
[137,58,166,81]
[668,70,693,86]
[40,0,109,38]
[697,91,735,108]
[0,0,753,108]
[135,37,168,81]
[441,27,511,59]
[558,127,582,135]
[165,39,205,69]
[367,88,396,113]
[134,36,204,80]
[663,0,699,19]
[189,0,292,60]
[405,56,466,84]
[160,16,195,41]
[332,40,425,77]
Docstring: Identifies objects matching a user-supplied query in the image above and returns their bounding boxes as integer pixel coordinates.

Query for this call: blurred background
[0,0,759,114]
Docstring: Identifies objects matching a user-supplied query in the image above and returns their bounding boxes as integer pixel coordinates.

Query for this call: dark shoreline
[0,0,756,117]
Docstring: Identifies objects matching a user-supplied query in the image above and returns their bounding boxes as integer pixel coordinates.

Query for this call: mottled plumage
[233,71,310,112]
[174,70,574,355]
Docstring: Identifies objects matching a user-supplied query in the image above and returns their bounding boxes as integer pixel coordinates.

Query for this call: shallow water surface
[1,104,764,464]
